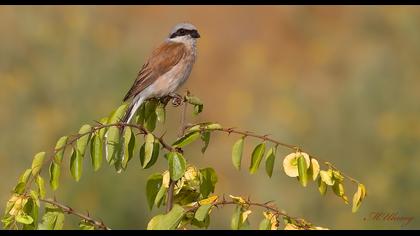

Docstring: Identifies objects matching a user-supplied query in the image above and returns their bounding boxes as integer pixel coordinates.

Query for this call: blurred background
[1,6,419,230]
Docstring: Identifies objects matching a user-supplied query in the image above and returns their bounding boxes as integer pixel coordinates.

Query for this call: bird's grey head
[167,23,200,43]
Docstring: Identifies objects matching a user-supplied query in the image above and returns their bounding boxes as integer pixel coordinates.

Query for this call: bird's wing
[123,41,187,102]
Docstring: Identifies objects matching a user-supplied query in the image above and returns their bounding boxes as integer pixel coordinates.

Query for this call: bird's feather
[123,41,187,102]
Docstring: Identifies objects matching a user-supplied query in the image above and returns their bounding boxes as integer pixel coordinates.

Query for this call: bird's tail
[120,96,145,129]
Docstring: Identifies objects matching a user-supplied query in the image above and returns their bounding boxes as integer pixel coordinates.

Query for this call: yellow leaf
[283,152,310,177]
[229,195,247,204]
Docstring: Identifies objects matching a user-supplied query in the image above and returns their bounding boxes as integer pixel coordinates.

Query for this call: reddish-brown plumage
[123,41,187,102]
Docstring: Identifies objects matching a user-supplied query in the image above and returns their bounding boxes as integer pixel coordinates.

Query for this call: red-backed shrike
[121,22,200,124]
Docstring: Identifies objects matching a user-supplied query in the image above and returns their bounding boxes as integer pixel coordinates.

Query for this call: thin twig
[187,123,360,185]
[38,198,111,230]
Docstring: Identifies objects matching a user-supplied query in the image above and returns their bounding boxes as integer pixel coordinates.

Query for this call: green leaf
[249,142,266,174]
[13,182,26,194]
[200,131,211,154]
[265,147,276,178]
[156,102,166,123]
[259,218,271,230]
[36,175,46,199]
[139,140,160,169]
[135,103,146,125]
[70,148,82,182]
[232,137,245,171]
[108,104,128,123]
[318,177,327,196]
[90,133,103,172]
[146,173,163,210]
[191,215,210,229]
[98,117,108,140]
[19,169,32,184]
[122,127,136,169]
[154,184,167,208]
[297,154,308,187]
[148,204,185,230]
[76,124,92,158]
[144,100,158,132]
[142,133,155,168]
[22,197,38,229]
[38,204,65,230]
[199,168,218,198]
[49,162,60,191]
[31,152,46,176]
[106,126,122,165]
[168,152,186,181]
[193,104,204,115]
[186,95,203,105]
[54,136,68,163]
[79,220,95,230]
[172,131,200,148]
[194,204,212,222]
[16,212,33,225]
[230,205,242,230]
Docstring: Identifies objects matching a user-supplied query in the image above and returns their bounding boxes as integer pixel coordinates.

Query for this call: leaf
[31,152,46,176]
[332,170,345,182]
[229,195,247,204]
[317,177,327,196]
[154,184,167,208]
[231,137,244,171]
[297,154,308,187]
[13,182,26,194]
[140,139,160,169]
[15,212,33,225]
[259,218,271,230]
[142,133,155,168]
[105,126,121,165]
[168,152,186,181]
[144,100,158,132]
[249,142,266,174]
[49,162,60,191]
[200,131,211,154]
[230,205,242,230]
[70,148,82,182]
[122,127,136,169]
[54,136,68,163]
[19,169,32,184]
[193,104,204,115]
[332,182,345,197]
[148,204,185,230]
[36,175,46,199]
[22,197,38,229]
[200,168,218,198]
[308,158,320,181]
[172,131,200,148]
[155,102,166,123]
[194,204,212,222]
[282,152,310,177]
[319,170,335,186]
[90,133,103,172]
[79,220,95,230]
[265,147,276,178]
[76,124,92,159]
[352,184,366,213]
[147,214,164,230]
[191,215,210,229]
[204,123,222,130]
[146,173,163,210]
[186,95,203,106]
[38,205,65,230]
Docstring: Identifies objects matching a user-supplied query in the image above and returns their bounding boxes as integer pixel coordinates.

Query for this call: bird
[120,22,201,125]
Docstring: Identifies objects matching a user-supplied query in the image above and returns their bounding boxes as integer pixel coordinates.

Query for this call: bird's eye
[179,29,185,35]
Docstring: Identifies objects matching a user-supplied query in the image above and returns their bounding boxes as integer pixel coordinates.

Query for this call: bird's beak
[192,31,200,38]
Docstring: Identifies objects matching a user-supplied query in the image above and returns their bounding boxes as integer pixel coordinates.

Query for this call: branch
[188,123,360,185]
[38,198,111,230]
[186,197,316,230]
